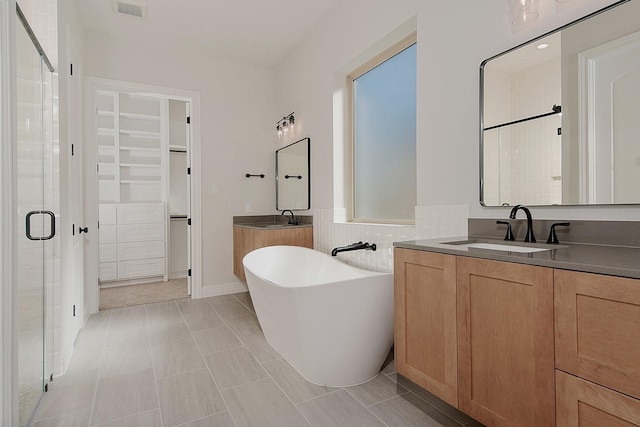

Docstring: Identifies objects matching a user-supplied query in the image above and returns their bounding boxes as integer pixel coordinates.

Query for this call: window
[350,35,416,223]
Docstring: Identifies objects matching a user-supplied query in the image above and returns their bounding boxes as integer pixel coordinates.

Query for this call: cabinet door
[394,248,457,406]
[555,269,640,400]
[557,370,640,426]
[457,257,554,426]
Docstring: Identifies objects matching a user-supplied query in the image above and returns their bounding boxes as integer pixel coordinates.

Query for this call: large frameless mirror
[276,137,310,210]
[480,0,640,206]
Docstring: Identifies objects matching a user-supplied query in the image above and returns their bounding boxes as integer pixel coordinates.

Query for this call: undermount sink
[443,240,552,253]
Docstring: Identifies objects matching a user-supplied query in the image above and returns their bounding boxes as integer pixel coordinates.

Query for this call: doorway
[85,79,199,311]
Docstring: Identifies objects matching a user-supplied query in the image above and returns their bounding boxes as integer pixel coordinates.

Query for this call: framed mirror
[276,137,310,210]
[480,0,640,206]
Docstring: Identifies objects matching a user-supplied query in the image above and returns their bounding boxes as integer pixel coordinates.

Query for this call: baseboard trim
[200,282,247,298]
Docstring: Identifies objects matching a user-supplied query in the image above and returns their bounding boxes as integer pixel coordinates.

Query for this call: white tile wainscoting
[313,205,469,272]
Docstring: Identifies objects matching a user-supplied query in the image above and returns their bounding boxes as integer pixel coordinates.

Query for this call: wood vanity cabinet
[395,248,640,426]
[394,248,458,406]
[555,269,640,426]
[233,225,313,280]
[457,257,555,426]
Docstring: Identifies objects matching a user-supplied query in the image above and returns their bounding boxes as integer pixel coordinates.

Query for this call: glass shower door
[16,13,49,426]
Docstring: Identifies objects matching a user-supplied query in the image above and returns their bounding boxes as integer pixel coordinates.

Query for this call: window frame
[347,33,417,225]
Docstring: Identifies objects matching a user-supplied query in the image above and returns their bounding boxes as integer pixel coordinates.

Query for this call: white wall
[57,0,86,374]
[274,0,639,273]
[83,32,277,292]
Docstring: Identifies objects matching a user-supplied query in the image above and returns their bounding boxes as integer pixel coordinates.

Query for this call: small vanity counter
[233,215,313,280]
[394,236,640,280]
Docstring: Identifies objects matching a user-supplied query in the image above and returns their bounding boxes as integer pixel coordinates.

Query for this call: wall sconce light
[276,112,295,138]
[507,0,539,27]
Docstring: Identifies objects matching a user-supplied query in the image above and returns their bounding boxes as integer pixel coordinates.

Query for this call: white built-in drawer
[117,203,165,225]
[99,244,117,263]
[99,225,117,244]
[118,241,165,261]
[118,259,165,279]
[99,262,117,281]
[99,204,117,225]
[117,223,165,243]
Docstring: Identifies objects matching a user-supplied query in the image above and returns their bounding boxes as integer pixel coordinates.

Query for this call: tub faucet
[509,204,536,243]
[331,242,377,256]
[281,210,298,225]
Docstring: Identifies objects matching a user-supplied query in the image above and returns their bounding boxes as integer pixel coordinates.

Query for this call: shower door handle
[26,210,56,241]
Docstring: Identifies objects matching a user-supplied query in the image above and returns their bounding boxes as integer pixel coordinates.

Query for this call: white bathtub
[243,245,394,387]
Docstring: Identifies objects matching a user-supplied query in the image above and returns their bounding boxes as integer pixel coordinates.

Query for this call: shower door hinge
[70,63,73,76]
[557,127,562,136]
[44,383,48,392]
[186,116,191,124]
[187,218,191,226]
[72,305,76,317]
[187,167,191,175]
[72,224,75,236]
[188,269,192,277]
[71,144,75,156]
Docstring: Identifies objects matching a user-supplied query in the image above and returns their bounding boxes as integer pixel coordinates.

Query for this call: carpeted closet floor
[99,278,188,310]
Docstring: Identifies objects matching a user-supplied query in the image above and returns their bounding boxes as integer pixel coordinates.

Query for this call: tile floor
[32,292,483,427]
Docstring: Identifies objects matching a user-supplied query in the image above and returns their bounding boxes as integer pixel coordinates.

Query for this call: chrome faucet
[509,205,536,243]
[281,210,298,225]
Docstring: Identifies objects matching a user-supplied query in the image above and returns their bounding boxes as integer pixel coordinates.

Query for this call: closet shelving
[96,90,167,204]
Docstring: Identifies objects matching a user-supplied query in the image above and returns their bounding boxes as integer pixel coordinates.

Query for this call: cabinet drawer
[99,244,117,263]
[117,223,165,243]
[118,259,165,279]
[99,204,117,225]
[99,262,117,281]
[555,269,640,399]
[117,203,165,224]
[556,370,640,426]
[99,225,116,244]
[118,241,164,261]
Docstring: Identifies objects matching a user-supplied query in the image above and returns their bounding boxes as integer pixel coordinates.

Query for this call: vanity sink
[443,240,552,253]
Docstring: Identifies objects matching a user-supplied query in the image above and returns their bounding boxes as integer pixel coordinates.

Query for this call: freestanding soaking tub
[243,245,394,387]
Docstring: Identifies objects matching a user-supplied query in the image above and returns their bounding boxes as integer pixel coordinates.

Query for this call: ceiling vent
[113,1,146,19]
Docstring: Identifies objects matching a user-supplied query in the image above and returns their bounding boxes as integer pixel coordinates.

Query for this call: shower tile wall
[313,205,468,272]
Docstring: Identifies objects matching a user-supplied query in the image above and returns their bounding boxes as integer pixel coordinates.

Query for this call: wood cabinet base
[233,226,313,280]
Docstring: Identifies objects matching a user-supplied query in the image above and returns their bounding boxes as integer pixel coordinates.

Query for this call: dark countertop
[233,215,312,230]
[394,237,640,279]
[234,222,312,230]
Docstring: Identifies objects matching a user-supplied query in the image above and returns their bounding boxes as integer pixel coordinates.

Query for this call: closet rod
[170,149,187,153]
[17,4,54,72]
